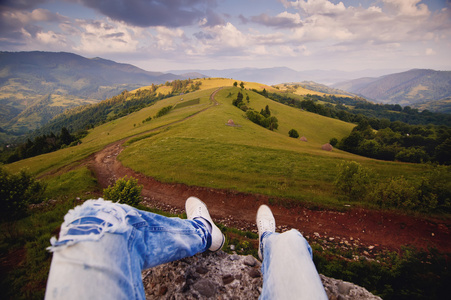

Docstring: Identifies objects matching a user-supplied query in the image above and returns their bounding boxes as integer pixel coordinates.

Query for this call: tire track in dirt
[88,88,450,254]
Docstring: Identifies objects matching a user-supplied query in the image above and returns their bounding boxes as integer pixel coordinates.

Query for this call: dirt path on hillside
[88,88,450,255]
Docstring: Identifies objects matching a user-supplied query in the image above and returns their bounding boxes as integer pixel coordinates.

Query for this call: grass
[4,89,215,176]
[174,98,200,109]
[119,87,429,209]
[43,166,99,199]
[0,201,73,300]
[3,83,435,211]
[0,166,100,299]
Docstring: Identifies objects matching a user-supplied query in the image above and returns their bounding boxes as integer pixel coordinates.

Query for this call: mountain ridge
[332,69,451,111]
[168,67,403,86]
[0,51,189,137]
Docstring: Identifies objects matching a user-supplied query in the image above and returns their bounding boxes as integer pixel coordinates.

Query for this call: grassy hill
[0,51,186,139]
[274,81,354,98]
[5,78,429,208]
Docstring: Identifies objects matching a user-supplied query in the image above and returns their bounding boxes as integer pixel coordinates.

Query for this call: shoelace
[258,219,274,232]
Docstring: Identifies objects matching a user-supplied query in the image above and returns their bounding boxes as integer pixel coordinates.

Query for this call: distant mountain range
[332,69,451,112]
[1,51,450,141]
[168,67,403,86]
[0,51,190,136]
[0,51,185,99]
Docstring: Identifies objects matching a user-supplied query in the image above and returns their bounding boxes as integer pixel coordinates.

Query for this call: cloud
[0,0,48,10]
[267,0,450,46]
[290,0,346,16]
[74,18,141,53]
[74,0,223,28]
[0,8,68,45]
[382,0,429,17]
[251,12,302,28]
[189,22,248,57]
[154,26,185,51]
[36,30,68,47]
[425,48,436,56]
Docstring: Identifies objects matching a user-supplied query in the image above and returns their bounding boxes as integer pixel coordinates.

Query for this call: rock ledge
[143,251,381,299]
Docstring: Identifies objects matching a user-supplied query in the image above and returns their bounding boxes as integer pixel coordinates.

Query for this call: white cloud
[155,27,185,50]
[290,0,346,15]
[283,0,447,46]
[74,19,141,53]
[192,22,247,54]
[425,48,436,56]
[382,0,430,17]
[36,30,68,46]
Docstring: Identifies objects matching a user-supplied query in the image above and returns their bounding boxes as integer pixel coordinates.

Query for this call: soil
[86,88,450,255]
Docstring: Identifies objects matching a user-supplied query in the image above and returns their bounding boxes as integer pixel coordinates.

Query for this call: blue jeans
[46,199,327,299]
[45,199,211,299]
[260,230,328,299]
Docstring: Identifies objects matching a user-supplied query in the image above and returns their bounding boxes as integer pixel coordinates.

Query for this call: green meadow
[5,80,430,209]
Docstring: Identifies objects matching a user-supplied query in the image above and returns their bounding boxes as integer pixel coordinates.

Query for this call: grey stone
[222,274,234,285]
[229,254,240,261]
[248,268,261,278]
[193,279,218,297]
[196,266,209,274]
[338,282,352,295]
[244,255,257,267]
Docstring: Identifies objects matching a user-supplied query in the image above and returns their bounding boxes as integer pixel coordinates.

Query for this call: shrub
[288,129,299,138]
[329,137,338,147]
[334,161,372,201]
[369,177,421,209]
[395,147,429,163]
[261,116,279,131]
[0,167,46,222]
[362,165,449,213]
[155,105,173,118]
[103,176,143,206]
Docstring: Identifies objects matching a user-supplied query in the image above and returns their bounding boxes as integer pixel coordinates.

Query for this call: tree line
[253,90,451,127]
[335,119,451,164]
[1,127,80,163]
[252,89,450,164]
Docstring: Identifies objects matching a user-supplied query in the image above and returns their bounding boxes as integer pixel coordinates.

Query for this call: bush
[334,161,372,201]
[103,176,143,206]
[395,147,429,163]
[329,137,338,147]
[369,177,421,209]
[0,167,46,222]
[288,129,299,138]
[155,105,173,118]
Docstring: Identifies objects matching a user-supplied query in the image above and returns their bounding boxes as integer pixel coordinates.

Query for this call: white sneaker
[256,205,276,260]
[185,196,225,252]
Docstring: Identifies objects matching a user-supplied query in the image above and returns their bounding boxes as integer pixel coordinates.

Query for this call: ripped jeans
[45,199,211,300]
[260,230,328,299]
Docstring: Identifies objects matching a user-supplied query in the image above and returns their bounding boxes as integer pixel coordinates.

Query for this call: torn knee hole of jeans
[48,199,130,251]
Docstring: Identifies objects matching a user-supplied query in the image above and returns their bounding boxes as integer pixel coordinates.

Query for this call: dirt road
[88,89,450,254]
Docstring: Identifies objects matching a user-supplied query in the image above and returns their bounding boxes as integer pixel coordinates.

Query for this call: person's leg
[257,205,328,300]
[45,197,222,300]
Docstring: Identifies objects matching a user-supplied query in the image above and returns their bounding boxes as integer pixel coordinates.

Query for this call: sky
[1,0,451,72]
